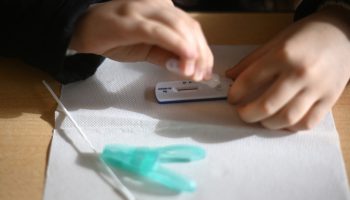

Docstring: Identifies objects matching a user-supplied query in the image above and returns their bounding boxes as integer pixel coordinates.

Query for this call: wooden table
[0,13,348,200]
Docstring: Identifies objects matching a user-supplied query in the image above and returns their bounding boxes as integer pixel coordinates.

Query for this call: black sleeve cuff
[0,0,105,84]
[294,0,324,21]
[58,53,104,84]
[294,0,350,21]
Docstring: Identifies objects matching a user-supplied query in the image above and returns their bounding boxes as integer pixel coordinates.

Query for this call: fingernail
[193,69,203,81]
[184,61,195,76]
[166,59,182,75]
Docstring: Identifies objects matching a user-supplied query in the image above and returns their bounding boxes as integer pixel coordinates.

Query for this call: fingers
[136,19,197,61]
[286,100,331,131]
[78,0,212,81]
[144,7,213,81]
[260,89,318,130]
[225,7,350,131]
[236,84,331,131]
[227,59,279,105]
[135,19,201,79]
[191,20,214,81]
[227,50,332,131]
[235,72,304,123]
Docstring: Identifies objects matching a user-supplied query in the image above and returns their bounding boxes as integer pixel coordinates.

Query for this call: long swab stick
[43,80,135,200]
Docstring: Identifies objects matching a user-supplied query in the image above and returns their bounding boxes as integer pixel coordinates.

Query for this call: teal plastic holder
[101,144,206,192]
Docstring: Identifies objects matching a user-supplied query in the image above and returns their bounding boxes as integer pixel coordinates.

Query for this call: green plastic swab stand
[101,144,206,192]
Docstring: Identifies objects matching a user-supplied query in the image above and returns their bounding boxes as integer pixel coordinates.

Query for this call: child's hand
[226,6,350,131]
[70,0,213,81]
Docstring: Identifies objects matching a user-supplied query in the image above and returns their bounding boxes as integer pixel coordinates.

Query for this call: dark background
[173,0,299,12]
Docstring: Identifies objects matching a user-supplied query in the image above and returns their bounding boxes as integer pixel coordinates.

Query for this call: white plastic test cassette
[155,78,232,103]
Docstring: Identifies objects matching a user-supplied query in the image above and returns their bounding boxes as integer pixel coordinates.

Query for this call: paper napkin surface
[44,46,350,200]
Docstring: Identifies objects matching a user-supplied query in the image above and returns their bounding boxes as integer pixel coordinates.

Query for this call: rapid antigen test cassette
[155,78,232,103]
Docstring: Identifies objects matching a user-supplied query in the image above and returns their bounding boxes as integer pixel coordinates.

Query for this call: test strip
[155,77,231,104]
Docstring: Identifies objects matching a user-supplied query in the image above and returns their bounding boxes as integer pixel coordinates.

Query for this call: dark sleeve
[295,0,350,21]
[0,0,105,84]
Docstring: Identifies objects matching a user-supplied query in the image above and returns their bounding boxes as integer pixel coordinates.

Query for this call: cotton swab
[42,80,135,200]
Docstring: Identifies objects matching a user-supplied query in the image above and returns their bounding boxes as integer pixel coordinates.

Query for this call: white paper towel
[44,46,350,200]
